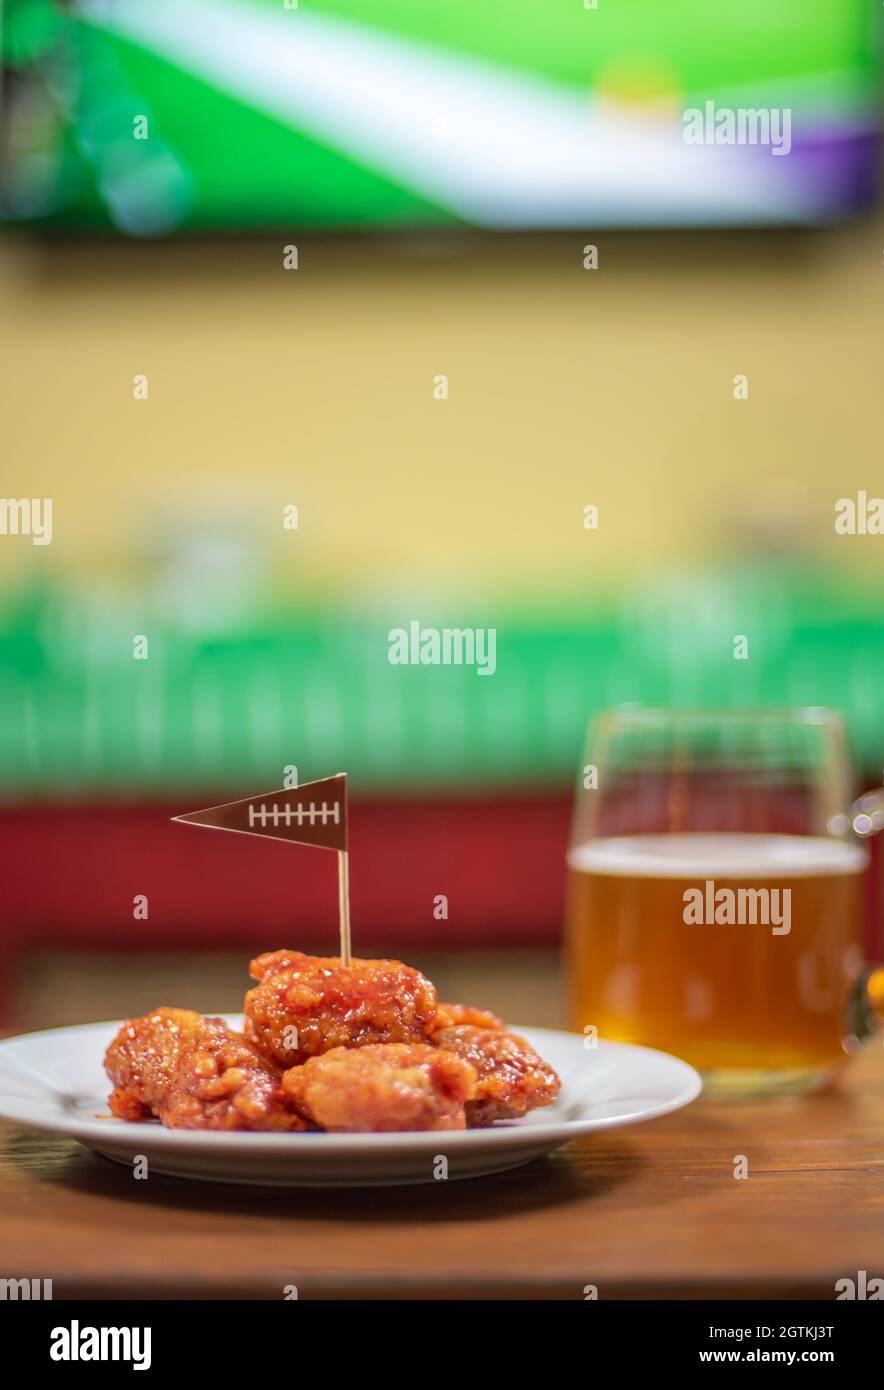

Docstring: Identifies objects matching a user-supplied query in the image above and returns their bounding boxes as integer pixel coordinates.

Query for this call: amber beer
[565,832,868,1081]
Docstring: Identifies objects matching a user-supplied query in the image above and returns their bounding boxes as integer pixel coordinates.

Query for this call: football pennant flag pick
[172,774,348,851]
[172,773,352,963]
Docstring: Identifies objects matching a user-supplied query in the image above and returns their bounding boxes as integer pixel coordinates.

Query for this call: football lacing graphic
[248,801,340,828]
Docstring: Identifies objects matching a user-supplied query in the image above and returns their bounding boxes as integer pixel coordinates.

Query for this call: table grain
[1,1046,881,1300]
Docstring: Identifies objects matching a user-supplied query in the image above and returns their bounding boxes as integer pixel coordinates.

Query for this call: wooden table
[1,1045,881,1300]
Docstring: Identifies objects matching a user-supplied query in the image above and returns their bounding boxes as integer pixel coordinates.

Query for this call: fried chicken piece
[430,1025,561,1126]
[282,1043,476,1132]
[244,950,438,1066]
[105,1007,214,1120]
[434,1001,505,1030]
[158,1029,308,1131]
[105,1007,306,1131]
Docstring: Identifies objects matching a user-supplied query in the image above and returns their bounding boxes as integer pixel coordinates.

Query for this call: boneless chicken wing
[434,1001,505,1030]
[105,1008,306,1131]
[282,1043,476,1132]
[158,1029,308,1131]
[244,950,438,1066]
[431,1024,560,1126]
[105,1007,212,1121]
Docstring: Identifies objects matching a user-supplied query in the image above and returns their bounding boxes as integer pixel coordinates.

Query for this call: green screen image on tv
[2,0,881,233]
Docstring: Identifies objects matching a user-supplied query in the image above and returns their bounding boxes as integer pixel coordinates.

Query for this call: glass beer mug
[564,708,884,1095]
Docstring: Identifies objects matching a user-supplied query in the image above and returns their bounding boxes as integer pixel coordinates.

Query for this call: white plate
[0,1017,701,1186]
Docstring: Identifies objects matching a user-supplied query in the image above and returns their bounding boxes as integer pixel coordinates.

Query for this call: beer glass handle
[849,787,884,841]
[845,966,884,1043]
[845,789,884,1041]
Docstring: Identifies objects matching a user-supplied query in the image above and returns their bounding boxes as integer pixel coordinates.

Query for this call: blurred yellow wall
[1,217,881,600]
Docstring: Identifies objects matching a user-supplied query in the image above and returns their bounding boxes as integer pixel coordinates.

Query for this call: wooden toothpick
[337,848,351,966]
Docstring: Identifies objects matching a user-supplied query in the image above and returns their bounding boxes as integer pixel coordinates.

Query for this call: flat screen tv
[2,0,881,233]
